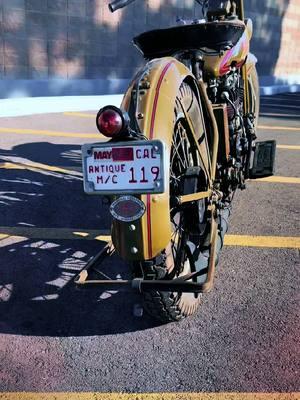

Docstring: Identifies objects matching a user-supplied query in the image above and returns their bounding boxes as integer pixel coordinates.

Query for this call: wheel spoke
[170,118,196,274]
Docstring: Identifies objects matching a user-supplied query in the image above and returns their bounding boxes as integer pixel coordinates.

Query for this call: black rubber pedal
[250,140,276,178]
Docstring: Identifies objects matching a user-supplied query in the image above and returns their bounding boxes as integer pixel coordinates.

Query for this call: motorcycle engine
[207,69,248,194]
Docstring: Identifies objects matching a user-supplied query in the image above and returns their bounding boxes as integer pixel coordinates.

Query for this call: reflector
[110,196,146,222]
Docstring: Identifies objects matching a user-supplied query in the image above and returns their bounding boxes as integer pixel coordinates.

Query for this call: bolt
[131,247,138,254]
[137,113,144,119]
[133,303,144,317]
[129,224,136,232]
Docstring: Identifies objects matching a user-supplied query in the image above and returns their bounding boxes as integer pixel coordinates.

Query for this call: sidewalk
[0,95,123,118]
[0,85,299,118]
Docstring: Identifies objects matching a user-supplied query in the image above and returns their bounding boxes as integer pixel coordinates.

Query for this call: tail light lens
[96,106,129,138]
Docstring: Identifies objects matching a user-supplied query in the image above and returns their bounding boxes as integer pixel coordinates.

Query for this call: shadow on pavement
[0,142,161,336]
[0,238,160,336]
[260,92,300,120]
[0,142,108,229]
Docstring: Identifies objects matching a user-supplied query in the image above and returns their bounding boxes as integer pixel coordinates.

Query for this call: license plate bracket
[82,140,167,195]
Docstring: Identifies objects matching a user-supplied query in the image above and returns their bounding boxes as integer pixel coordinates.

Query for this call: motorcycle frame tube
[113,57,213,261]
[245,52,258,113]
[197,80,219,183]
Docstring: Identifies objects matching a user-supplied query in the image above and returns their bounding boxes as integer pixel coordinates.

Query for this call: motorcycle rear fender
[112,57,207,261]
[245,52,258,75]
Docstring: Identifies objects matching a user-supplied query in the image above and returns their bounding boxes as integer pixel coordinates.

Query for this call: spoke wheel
[143,82,208,322]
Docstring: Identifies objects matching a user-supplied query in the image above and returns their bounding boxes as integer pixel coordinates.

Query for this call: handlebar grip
[109,0,136,12]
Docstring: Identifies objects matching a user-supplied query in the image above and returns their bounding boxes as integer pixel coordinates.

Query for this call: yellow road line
[0,393,298,400]
[0,125,298,142]
[1,163,299,185]
[224,235,300,249]
[62,114,300,134]
[64,111,95,118]
[63,111,300,134]
[0,127,99,139]
[0,161,82,176]
[252,176,300,184]
[277,145,300,150]
[0,228,299,249]
[0,235,28,247]
[258,125,300,132]
[260,112,299,118]
[0,226,110,242]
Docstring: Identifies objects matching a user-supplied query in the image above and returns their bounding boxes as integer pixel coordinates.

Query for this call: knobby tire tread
[142,82,204,323]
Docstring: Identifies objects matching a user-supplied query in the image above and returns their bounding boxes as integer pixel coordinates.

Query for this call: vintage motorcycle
[75,0,276,322]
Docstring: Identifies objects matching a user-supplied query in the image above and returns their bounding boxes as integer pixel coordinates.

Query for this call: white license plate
[82,140,166,195]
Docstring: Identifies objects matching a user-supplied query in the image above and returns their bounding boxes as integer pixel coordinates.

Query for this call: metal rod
[179,190,212,204]
[75,243,114,284]
[75,278,212,293]
[198,80,219,182]
[200,205,218,292]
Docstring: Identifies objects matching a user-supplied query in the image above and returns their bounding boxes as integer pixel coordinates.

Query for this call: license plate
[82,140,166,195]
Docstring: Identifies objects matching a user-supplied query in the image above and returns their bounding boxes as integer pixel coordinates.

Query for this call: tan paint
[202,20,251,77]
[118,57,212,260]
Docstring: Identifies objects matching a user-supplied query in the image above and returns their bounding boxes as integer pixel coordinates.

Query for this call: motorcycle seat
[134,20,245,59]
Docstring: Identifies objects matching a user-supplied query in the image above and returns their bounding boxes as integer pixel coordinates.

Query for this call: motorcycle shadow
[0,142,162,336]
[0,238,162,336]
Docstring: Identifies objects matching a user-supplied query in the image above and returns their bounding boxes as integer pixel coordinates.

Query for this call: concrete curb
[260,84,300,96]
[0,79,130,100]
[0,95,123,118]
[0,84,299,118]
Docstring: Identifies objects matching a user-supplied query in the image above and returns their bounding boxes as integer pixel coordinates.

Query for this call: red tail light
[96,106,129,138]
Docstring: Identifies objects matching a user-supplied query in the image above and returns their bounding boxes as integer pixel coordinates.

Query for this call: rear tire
[143,82,209,323]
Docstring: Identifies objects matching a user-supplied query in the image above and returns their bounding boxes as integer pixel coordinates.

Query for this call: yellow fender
[112,57,206,261]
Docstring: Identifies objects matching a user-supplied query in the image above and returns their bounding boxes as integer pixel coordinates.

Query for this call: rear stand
[74,210,220,295]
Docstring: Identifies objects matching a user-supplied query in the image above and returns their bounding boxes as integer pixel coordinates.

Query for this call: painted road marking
[0,393,299,400]
[4,163,300,183]
[260,103,300,109]
[0,161,82,176]
[252,176,300,184]
[64,111,95,118]
[261,96,300,102]
[0,125,299,142]
[258,125,300,131]
[0,227,110,242]
[277,145,300,150]
[0,228,299,249]
[62,112,300,134]
[260,112,298,118]
[1,162,299,186]
[1,162,299,185]
[224,235,300,249]
[0,127,99,139]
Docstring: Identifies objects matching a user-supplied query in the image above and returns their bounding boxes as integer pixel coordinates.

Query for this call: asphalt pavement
[0,93,299,396]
